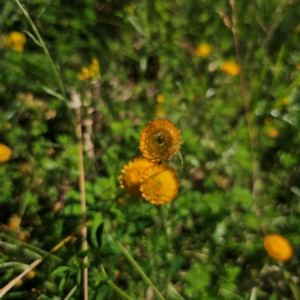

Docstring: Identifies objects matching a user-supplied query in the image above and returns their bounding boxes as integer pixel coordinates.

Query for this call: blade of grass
[108,233,166,300]
[14,0,67,102]
[63,285,78,300]
[100,265,134,300]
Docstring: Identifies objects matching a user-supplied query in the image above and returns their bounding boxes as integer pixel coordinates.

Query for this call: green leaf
[96,222,104,250]
[59,274,67,292]
[52,266,69,276]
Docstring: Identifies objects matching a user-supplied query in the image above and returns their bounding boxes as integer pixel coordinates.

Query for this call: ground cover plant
[0,0,300,299]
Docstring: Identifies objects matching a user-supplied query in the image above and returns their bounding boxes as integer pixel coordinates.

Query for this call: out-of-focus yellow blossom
[77,58,100,81]
[124,5,134,15]
[264,117,273,125]
[0,144,12,163]
[275,97,290,108]
[295,24,300,33]
[267,127,279,138]
[220,61,240,76]
[8,214,21,230]
[264,234,293,262]
[4,31,26,52]
[156,94,165,103]
[195,43,212,58]
[296,63,300,70]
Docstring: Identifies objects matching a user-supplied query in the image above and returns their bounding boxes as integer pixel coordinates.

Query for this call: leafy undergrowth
[1,0,300,299]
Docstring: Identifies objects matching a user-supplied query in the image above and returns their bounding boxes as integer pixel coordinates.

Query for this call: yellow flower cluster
[120,119,183,205]
[0,144,12,163]
[77,58,100,81]
[264,234,293,262]
[4,31,26,52]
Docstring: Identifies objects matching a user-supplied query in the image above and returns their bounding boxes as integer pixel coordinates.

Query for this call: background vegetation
[1,0,300,299]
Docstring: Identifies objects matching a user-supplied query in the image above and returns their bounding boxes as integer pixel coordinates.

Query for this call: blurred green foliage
[1,0,300,299]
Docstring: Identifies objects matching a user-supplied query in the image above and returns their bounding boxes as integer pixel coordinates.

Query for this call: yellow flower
[0,144,12,163]
[140,119,183,162]
[120,157,156,197]
[296,63,300,70]
[156,94,165,104]
[8,214,21,230]
[267,127,279,138]
[140,164,179,205]
[77,58,100,80]
[220,61,240,76]
[4,31,26,52]
[195,43,212,58]
[124,5,134,15]
[264,234,293,262]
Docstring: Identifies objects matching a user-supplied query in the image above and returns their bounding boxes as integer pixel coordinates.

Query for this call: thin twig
[0,232,63,264]
[73,97,88,300]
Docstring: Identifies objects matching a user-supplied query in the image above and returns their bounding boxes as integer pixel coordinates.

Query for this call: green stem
[63,285,78,300]
[14,0,67,101]
[177,150,184,176]
[0,262,28,268]
[100,266,134,300]
[110,234,165,300]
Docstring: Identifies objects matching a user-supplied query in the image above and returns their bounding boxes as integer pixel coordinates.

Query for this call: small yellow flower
[264,234,293,262]
[77,58,100,80]
[124,5,134,15]
[140,119,183,162]
[4,31,26,52]
[156,94,165,104]
[267,127,279,138]
[195,43,212,58]
[140,164,179,205]
[120,157,156,197]
[296,63,300,70]
[0,144,12,163]
[8,214,21,230]
[220,61,240,76]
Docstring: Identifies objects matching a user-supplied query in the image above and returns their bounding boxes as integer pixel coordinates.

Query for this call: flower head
[140,119,183,162]
[4,31,26,52]
[220,61,240,76]
[120,157,156,197]
[156,94,165,104]
[140,164,179,205]
[195,43,212,58]
[77,58,100,80]
[264,234,293,262]
[267,127,279,138]
[0,144,12,163]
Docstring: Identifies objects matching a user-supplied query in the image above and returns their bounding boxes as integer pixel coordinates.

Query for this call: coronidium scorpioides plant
[120,119,183,205]
[139,119,183,163]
